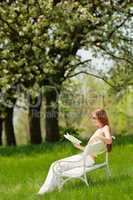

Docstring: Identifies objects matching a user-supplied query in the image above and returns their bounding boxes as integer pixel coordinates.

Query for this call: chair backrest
[83,141,107,158]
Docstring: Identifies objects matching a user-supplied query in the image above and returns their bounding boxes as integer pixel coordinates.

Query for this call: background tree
[0,87,17,146]
[0,0,132,143]
[0,114,4,145]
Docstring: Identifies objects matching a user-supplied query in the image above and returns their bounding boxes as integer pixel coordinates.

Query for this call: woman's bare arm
[96,125,112,144]
[73,125,112,150]
[73,143,85,151]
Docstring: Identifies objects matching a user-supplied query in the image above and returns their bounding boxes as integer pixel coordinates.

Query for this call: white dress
[38,153,95,195]
[38,128,105,195]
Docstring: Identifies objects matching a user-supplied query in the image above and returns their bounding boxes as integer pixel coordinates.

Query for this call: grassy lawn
[0,135,133,200]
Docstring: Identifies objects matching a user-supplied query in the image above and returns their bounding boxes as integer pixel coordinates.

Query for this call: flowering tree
[0,0,132,143]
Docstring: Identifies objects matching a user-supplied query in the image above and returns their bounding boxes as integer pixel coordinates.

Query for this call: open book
[64,133,82,144]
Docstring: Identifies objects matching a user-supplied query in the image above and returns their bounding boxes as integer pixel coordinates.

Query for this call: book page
[64,133,82,144]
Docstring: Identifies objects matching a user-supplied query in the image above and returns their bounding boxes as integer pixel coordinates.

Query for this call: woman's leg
[38,161,60,195]
[59,153,95,167]
[38,154,82,195]
[38,153,95,195]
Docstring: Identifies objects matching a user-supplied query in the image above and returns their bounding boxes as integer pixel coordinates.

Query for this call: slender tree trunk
[45,89,60,142]
[0,118,3,145]
[4,107,16,146]
[29,95,42,144]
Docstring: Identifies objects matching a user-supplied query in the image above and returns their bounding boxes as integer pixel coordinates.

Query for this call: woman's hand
[73,143,85,151]
[73,143,81,149]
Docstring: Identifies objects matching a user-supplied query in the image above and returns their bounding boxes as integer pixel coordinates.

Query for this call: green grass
[0,135,133,200]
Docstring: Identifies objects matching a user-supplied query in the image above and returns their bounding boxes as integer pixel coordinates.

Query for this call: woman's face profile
[92,115,102,128]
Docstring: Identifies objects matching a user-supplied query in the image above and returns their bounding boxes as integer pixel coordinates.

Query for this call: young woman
[38,108,112,195]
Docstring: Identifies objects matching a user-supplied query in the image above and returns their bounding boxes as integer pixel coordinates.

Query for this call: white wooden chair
[53,140,112,191]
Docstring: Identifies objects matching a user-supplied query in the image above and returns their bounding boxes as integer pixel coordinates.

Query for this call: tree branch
[66,71,117,90]
[96,44,133,65]
[65,59,92,79]
[108,12,133,40]
[119,36,133,42]
[93,12,133,46]
[74,59,92,67]
[0,16,19,39]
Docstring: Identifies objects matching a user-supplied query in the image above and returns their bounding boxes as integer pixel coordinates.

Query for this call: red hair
[92,108,112,152]
[92,108,109,127]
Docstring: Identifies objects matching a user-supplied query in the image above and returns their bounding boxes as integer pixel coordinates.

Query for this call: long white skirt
[38,153,95,195]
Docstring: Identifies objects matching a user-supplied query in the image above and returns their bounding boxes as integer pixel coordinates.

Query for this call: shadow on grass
[0,141,72,157]
[0,135,132,157]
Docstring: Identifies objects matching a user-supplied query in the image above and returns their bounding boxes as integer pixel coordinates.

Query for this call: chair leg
[105,164,111,177]
[58,177,72,192]
[84,178,89,186]
[57,177,64,192]
[58,184,63,192]
[83,174,89,186]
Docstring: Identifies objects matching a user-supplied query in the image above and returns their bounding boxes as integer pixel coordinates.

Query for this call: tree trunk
[4,107,16,146]
[45,89,60,142]
[0,117,3,145]
[29,95,42,144]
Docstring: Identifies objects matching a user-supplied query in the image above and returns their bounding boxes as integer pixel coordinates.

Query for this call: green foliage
[0,0,132,144]
[107,89,133,135]
[0,0,132,92]
[59,126,82,141]
[59,79,86,127]
[107,62,133,93]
